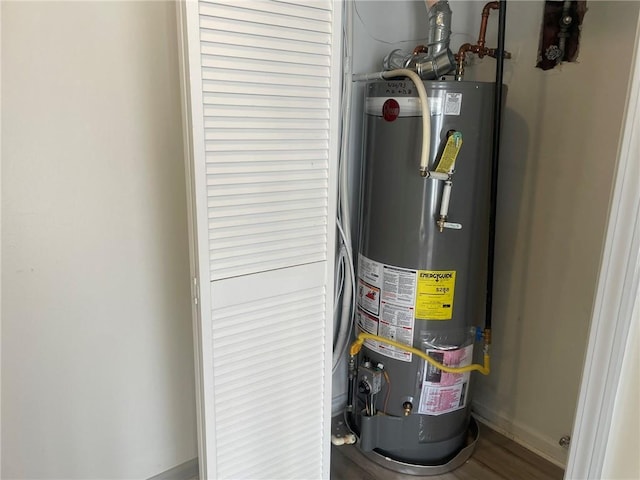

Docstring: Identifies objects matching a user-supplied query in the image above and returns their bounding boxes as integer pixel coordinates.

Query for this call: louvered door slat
[203,80,329,99]
[204,0,332,22]
[204,92,330,109]
[207,105,329,120]
[205,130,329,143]
[207,160,328,174]
[210,193,327,211]
[202,43,331,67]
[209,198,327,218]
[212,225,326,249]
[207,120,329,133]
[200,30,331,56]
[200,3,331,33]
[202,56,330,79]
[211,222,326,240]
[209,189,326,207]
[202,16,331,44]
[202,69,330,90]
[206,139,328,153]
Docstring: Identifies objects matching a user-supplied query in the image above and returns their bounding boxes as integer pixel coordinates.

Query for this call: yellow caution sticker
[415,270,456,320]
[435,132,463,174]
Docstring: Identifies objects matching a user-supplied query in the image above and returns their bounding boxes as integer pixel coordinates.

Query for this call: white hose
[333,247,346,315]
[334,220,356,359]
[352,68,431,174]
[332,0,355,373]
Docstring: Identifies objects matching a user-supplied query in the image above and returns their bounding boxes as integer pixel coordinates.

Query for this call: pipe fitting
[382,0,456,79]
[410,49,457,80]
[455,1,510,81]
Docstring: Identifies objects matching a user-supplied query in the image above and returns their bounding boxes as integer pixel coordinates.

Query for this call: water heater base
[355,416,480,476]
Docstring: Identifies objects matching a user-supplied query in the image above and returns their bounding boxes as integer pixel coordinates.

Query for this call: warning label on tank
[415,271,456,320]
[418,344,473,416]
[357,308,379,335]
[358,279,380,316]
[357,255,416,362]
[357,308,413,362]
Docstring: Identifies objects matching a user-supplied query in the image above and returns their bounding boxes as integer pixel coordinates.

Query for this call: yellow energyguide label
[415,270,456,320]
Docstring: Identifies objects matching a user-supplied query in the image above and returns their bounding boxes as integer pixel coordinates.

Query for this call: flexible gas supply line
[353,69,431,176]
[350,332,490,375]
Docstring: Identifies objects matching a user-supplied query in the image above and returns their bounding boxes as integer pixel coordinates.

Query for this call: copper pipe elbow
[456,43,476,62]
[482,1,500,17]
[455,43,474,77]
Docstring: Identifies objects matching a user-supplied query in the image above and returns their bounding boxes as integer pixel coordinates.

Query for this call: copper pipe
[455,1,510,80]
[456,43,479,58]
[478,2,499,48]
[412,44,428,55]
[455,43,481,79]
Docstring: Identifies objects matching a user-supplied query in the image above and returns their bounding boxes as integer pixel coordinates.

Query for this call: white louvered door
[177,1,341,478]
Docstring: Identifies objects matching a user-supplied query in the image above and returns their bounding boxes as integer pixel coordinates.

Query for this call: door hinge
[193,277,200,305]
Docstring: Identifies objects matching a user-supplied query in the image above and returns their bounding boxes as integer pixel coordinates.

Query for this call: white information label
[418,344,473,415]
[378,320,413,347]
[357,308,379,335]
[382,265,417,306]
[381,302,414,328]
[358,255,382,288]
[377,339,412,362]
[444,93,462,116]
[357,254,417,362]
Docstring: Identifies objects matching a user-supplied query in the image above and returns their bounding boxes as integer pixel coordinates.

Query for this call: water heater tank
[353,79,497,470]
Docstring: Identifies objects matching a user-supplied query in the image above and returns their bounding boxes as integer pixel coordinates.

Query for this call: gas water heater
[350,80,494,470]
[344,1,508,474]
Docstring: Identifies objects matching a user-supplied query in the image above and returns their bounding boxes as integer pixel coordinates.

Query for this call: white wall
[468,1,640,465]
[340,0,639,467]
[1,2,197,478]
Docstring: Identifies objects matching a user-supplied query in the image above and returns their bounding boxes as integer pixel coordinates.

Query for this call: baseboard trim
[472,403,567,469]
[147,458,198,480]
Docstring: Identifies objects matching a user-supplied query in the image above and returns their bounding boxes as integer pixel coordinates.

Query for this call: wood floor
[331,423,565,480]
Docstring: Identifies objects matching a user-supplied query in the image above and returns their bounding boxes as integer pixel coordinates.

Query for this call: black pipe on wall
[485,0,507,334]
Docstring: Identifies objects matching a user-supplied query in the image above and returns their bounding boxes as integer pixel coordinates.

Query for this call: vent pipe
[383,0,456,79]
